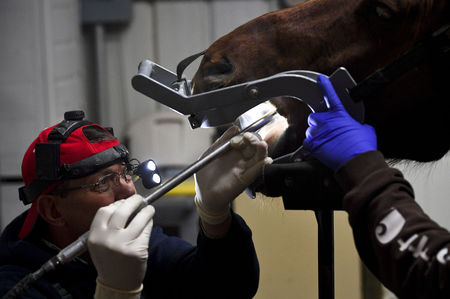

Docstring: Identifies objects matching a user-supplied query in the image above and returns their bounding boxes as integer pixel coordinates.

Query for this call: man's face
[54,163,136,239]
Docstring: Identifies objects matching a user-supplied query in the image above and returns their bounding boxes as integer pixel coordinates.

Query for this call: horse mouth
[192,55,308,159]
[192,88,304,160]
[236,101,289,149]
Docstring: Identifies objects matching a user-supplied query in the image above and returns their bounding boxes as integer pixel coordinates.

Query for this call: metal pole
[94,24,107,124]
[315,209,335,299]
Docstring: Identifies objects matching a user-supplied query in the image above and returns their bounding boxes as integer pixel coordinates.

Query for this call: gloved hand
[88,194,155,294]
[194,126,272,225]
[303,74,377,171]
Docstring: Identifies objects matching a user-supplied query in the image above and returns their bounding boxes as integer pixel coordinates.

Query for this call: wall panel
[0,0,88,176]
[153,1,211,82]
[211,1,272,39]
[0,0,47,176]
[0,184,26,231]
[0,0,88,227]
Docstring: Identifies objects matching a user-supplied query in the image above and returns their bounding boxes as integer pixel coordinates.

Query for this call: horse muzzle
[192,55,237,92]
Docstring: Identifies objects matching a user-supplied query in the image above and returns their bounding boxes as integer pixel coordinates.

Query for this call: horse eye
[374,3,395,20]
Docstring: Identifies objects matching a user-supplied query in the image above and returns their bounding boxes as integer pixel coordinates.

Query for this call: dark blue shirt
[0,211,259,298]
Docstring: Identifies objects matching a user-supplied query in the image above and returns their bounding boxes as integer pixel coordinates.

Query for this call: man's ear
[36,195,66,227]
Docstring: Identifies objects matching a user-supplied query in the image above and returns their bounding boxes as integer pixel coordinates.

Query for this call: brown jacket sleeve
[335,151,450,299]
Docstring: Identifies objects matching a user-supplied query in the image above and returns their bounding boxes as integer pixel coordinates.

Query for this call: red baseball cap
[18,111,129,239]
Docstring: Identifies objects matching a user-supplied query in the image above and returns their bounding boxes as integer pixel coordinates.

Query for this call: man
[0,110,270,298]
[303,75,450,298]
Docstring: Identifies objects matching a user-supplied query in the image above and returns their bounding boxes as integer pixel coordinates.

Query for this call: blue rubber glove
[303,74,377,171]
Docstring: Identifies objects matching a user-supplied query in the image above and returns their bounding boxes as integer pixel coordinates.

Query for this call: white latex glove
[88,194,155,294]
[194,126,272,224]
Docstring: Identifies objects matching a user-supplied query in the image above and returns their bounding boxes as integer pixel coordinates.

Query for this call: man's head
[18,111,136,245]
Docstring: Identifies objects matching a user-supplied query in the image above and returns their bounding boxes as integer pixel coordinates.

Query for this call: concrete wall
[0,0,88,178]
[0,0,88,227]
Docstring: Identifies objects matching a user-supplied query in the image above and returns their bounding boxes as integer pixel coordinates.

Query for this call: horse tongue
[258,113,289,145]
[234,102,277,129]
[234,101,289,139]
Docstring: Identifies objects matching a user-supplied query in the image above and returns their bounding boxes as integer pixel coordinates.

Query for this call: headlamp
[133,159,162,190]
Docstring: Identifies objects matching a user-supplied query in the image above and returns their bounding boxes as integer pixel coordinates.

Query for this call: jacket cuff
[334,151,388,192]
[194,196,231,225]
[198,210,252,242]
[94,278,143,299]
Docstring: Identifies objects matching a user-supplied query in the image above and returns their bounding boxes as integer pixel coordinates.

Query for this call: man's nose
[114,177,136,199]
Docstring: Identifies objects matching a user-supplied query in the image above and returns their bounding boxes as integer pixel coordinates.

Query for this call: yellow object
[234,194,362,299]
[164,177,196,196]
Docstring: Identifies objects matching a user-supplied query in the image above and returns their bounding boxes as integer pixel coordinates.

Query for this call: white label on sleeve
[375,208,406,244]
[437,247,449,265]
[397,234,430,261]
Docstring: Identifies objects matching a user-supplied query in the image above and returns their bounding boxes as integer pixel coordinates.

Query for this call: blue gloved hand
[303,74,377,171]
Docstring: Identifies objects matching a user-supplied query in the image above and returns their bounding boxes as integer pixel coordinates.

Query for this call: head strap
[18,111,128,205]
[34,111,93,181]
[19,144,129,205]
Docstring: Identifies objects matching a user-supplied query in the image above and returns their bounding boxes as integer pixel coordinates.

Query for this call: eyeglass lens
[92,169,132,193]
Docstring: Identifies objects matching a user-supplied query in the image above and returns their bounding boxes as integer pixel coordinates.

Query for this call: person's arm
[139,127,268,298]
[304,75,450,298]
[87,194,155,299]
[336,150,450,298]
[143,211,260,299]
[194,126,272,238]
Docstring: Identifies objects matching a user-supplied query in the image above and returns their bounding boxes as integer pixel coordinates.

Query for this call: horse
[192,0,450,163]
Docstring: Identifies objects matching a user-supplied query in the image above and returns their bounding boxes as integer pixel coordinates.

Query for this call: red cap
[18,122,122,239]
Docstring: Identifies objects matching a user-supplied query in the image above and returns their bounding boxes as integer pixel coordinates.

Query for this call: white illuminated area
[152,173,161,184]
[235,101,289,146]
[235,102,277,129]
[146,160,157,171]
[257,112,289,146]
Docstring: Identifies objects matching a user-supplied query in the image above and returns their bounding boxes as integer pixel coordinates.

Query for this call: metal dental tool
[131,59,365,166]
[2,109,276,299]
[131,60,365,128]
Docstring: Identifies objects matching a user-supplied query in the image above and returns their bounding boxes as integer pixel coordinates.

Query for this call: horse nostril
[203,56,234,77]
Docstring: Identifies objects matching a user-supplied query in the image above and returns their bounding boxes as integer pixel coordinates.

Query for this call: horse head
[192,0,450,162]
